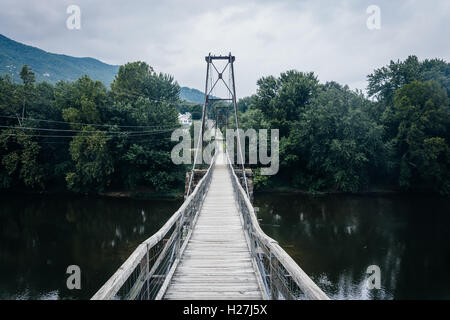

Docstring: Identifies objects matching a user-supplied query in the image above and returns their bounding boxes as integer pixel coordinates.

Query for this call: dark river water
[0,192,449,300]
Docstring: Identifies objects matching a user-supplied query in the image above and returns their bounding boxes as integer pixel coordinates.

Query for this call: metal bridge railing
[225,152,330,300]
[91,154,216,300]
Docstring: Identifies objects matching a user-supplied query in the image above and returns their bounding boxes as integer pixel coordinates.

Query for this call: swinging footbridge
[91,54,329,300]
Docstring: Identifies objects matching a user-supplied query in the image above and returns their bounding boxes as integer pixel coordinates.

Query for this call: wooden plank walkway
[164,145,263,300]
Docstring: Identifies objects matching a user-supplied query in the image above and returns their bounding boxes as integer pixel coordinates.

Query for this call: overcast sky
[1,0,449,96]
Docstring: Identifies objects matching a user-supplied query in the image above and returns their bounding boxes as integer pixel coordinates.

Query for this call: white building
[178,112,192,126]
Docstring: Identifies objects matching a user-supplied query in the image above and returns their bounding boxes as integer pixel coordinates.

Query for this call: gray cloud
[0,0,449,96]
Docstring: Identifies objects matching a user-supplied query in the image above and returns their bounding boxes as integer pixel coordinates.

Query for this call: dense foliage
[0,62,185,194]
[1,55,449,196]
[236,56,450,194]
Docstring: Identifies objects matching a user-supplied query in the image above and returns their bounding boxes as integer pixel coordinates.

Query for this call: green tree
[66,127,114,192]
[0,63,185,195]
[107,62,183,192]
[18,65,36,122]
[0,75,19,119]
[253,71,319,137]
[237,95,256,113]
[392,80,450,193]
[19,65,35,86]
[367,56,450,137]
[59,75,107,125]
[0,129,43,189]
[110,97,182,191]
[284,83,385,192]
[111,61,179,104]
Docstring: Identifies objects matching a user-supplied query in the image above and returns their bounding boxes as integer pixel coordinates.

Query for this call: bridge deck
[164,149,263,300]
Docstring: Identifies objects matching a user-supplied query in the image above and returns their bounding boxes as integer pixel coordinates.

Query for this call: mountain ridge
[0,33,208,104]
[0,33,120,85]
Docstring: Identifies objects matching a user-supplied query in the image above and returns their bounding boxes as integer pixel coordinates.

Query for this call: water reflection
[254,193,450,300]
[0,193,182,300]
[1,192,449,300]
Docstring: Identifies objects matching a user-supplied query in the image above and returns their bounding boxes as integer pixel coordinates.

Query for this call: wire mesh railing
[225,152,330,300]
[91,154,216,300]
[91,146,328,300]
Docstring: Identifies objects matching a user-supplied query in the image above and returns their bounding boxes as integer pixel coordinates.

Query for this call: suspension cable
[186,54,211,197]
[230,55,250,198]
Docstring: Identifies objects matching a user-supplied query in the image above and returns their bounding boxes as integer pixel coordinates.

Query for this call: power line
[0,115,180,129]
[0,124,179,134]
[0,129,174,139]
[111,88,179,104]
[37,134,174,144]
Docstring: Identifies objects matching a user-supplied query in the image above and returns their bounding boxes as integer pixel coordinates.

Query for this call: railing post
[270,251,279,299]
[174,218,182,258]
[146,243,150,300]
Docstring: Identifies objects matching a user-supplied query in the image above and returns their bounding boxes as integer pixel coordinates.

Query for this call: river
[0,193,449,299]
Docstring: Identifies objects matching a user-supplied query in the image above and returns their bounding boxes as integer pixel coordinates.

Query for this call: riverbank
[0,186,185,200]
[2,185,445,201]
[99,189,184,200]
[254,185,446,197]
